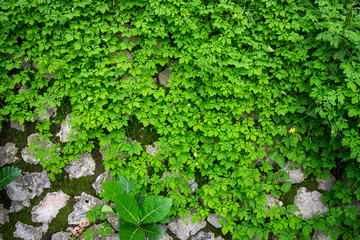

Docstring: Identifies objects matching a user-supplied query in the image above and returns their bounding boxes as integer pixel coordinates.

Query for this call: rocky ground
[0,105,343,240]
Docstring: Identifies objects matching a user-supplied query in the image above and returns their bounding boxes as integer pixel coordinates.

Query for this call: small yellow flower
[234,14,237,18]
[187,103,191,107]
[71,7,74,12]
[289,128,296,133]
[194,152,198,157]
[195,162,198,166]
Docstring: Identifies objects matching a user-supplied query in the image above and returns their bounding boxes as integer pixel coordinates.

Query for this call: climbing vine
[1,0,360,239]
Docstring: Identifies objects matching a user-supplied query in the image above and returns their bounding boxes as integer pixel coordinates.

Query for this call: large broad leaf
[103,181,139,224]
[115,175,136,194]
[139,196,173,224]
[102,181,124,200]
[281,182,292,193]
[119,223,145,240]
[0,166,22,189]
[113,194,139,225]
[144,223,164,240]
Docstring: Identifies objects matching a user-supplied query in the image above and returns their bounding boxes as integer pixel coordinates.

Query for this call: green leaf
[115,176,136,194]
[144,223,164,240]
[287,205,299,213]
[139,196,173,224]
[0,166,22,189]
[158,215,171,224]
[269,153,286,169]
[101,204,115,214]
[281,182,292,193]
[119,224,145,240]
[277,171,291,181]
[103,181,139,224]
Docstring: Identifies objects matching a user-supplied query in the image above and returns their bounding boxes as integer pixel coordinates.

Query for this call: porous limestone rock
[78,224,114,240]
[206,213,224,229]
[21,133,60,165]
[280,161,305,184]
[0,204,9,225]
[13,221,48,240]
[68,193,103,225]
[105,233,119,240]
[158,68,172,86]
[168,214,207,240]
[190,231,224,240]
[92,170,113,194]
[187,179,199,193]
[0,142,18,167]
[160,233,173,240]
[294,187,329,219]
[64,152,95,179]
[5,171,51,212]
[36,104,57,121]
[316,173,336,192]
[106,211,119,231]
[10,119,24,131]
[314,230,332,240]
[56,114,75,142]
[51,232,70,240]
[265,194,283,210]
[145,142,159,157]
[31,190,70,223]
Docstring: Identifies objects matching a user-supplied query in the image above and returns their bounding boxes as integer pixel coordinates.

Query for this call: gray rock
[64,152,95,179]
[280,161,305,184]
[68,193,103,225]
[145,142,159,157]
[316,173,336,192]
[206,213,224,228]
[21,133,60,165]
[36,104,57,121]
[0,204,9,225]
[0,142,18,167]
[5,171,51,212]
[51,232,70,240]
[294,187,329,219]
[160,233,173,240]
[190,231,224,240]
[123,50,133,60]
[265,194,283,210]
[158,68,172,86]
[31,190,70,223]
[10,119,24,131]
[313,230,332,240]
[19,86,27,92]
[106,212,119,231]
[105,233,119,240]
[13,221,47,240]
[57,114,75,142]
[187,179,199,193]
[93,170,113,194]
[168,214,207,240]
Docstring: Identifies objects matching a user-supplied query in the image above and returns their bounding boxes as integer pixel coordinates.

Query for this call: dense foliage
[1,0,360,239]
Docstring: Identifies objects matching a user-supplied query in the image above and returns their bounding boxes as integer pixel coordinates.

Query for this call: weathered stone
[190,231,224,240]
[316,173,336,192]
[106,212,119,231]
[168,214,207,240]
[294,187,329,219]
[10,119,24,131]
[51,232,70,240]
[160,233,173,240]
[56,114,75,142]
[78,224,114,240]
[105,233,119,240]
[123,50,133,60]
[313,230,332,240]
[21,133,60,165]
[31,190,70,223]
[187,179,199,193]
[36,104,57,121]
[68,193,102,225]
[145,142,159,157]
[207,213,224,229]
[19,86,27,92]
[280,161,305,184]
[0,142,18,167]
[0,204,9,225]
[64,152,95,179]
[92,170,113,194]
[158,68,172,86]
[5,171,51,212]
[265,194,283,210]
[13,221,48,240]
